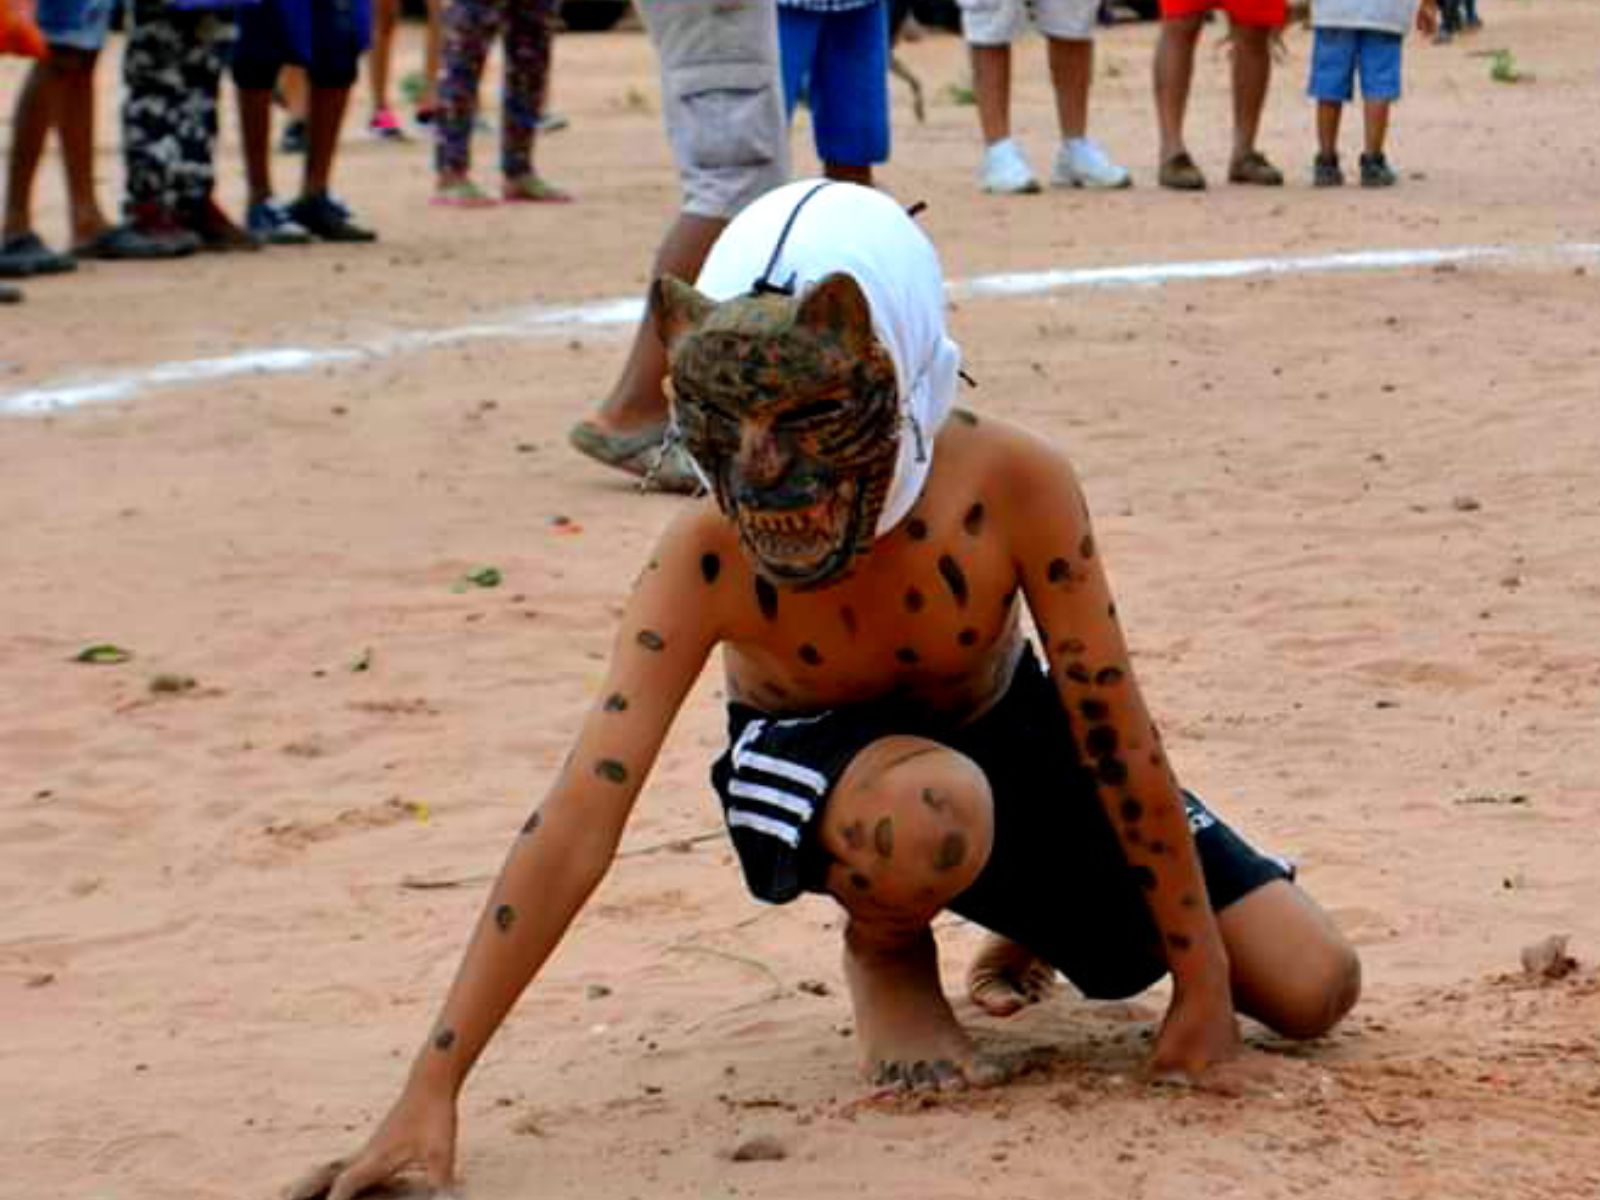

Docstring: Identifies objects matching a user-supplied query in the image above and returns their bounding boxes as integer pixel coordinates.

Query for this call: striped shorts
[710,645,1292,999]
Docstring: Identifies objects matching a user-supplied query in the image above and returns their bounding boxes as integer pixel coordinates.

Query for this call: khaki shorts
[639,0,790,220]
[958,0,1098,44]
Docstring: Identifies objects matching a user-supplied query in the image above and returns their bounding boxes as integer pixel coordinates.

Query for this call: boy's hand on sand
[1148,983,1240,1080]
[282,1085,458,1200]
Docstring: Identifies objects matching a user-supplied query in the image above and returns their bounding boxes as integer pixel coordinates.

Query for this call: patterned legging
[121,0,236,213]
[435,0,558,179]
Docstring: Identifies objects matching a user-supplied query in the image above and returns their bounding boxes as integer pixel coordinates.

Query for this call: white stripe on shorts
[732,745,828,795]
[728,808,802,847]
[727,779,816,820]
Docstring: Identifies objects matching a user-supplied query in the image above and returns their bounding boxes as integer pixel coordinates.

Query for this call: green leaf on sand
[454,566,503,591]
[74,643,132,665]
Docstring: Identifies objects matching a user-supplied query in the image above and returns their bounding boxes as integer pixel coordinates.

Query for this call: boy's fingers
[280,1159,345,1200]
[326,1150,402,1200]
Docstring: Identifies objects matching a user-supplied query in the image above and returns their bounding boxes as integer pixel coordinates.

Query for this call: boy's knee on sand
[821,737,994,917]
[1223,880,1362,1040]
[1268,939,1361,1040]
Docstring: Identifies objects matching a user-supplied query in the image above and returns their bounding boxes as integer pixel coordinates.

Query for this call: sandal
[1228,150,1285,186]
[0,231,76,278]
[1157,152,1207,192]
[431,178,498,208]
[502,175,573,204]
[567,419,705,495]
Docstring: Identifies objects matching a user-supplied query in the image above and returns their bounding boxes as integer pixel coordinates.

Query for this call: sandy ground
[4,4,1600,1198]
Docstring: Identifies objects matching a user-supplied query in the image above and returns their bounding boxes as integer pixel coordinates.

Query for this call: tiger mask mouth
[653,272,900,590]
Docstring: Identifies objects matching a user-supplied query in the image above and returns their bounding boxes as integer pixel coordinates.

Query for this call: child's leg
[1361,99,1390,157]
[3,58,60,243]
[809,2,888,187]
[369,0,400,113]
[53,48,114,243]
[121,0,185,216]
[1316,101,1342,158]
[1307,29,1355,160]
[970,43,1013,145]
[169,11,233,217]
[500,0,555,180]
[1216,880,1360,1039]
[1046,35,1091,141]
[435,0,500,181]
[817,736,1006,1088]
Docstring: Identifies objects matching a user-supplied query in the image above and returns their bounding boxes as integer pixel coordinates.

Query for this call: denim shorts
[778,2,890,167]
[36,0,115,52]
[232,0,371,90]
[1308,27,1403,103]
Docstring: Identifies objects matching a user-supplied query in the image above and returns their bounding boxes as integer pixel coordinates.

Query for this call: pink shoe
[431,179,498,208]
[368,107,406,141]
[502,175,573,204]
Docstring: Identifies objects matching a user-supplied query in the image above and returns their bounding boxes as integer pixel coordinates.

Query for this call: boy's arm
[1005,432,1238,1078]
[305,511,723,1200]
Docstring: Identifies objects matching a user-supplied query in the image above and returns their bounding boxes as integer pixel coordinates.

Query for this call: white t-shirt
[1312,0,1418,35]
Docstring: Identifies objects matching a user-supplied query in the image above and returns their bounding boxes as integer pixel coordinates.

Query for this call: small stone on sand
[730,1134,787,1162]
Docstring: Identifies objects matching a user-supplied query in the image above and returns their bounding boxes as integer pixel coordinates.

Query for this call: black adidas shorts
[710,644,1292,999]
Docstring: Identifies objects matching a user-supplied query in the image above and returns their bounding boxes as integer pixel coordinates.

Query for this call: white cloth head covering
[692,179,962,536]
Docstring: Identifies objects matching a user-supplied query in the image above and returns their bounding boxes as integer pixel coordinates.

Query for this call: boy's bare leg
[1227,21,1273,163]
[970,43,1011,145]
[820,736,1007,1089]
[421,0,444,113]
[1153,14,1203,162]
[237,87,275,205]
[967,933,1058,1017]
[1361,99,1390,158]
[589,212,724,433]
[823,162,872,186]
[3,58,58,242]
[370,0,400,113]
[54,49,113,244]
[1316,99,1341,158]
[303,85,353,198]
[1046,36,1090,141]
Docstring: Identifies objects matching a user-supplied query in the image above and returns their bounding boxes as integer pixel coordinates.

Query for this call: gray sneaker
[1313,153,1344,187]
[1359,152,1398,188]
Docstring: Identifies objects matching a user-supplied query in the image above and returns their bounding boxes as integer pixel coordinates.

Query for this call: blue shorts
[232,0,371,90]
[778,1,890,168]
[1308,27,1403,103]
[35,0,114,52]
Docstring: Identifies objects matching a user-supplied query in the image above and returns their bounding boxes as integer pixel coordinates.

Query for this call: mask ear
[794,273,875,354]
[650,275,716,357]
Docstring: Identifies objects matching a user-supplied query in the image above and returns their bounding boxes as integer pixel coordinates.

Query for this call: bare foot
[966,934,1058,1018]
[843,925,1008,1093]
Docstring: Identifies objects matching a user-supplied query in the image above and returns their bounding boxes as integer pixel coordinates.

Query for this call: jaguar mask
[652,271,901,590]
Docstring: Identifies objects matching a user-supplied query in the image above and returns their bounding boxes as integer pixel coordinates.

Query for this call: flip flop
[567,419,705,495]
[432,179,499,208]
[502,175,573,204]
[0,231,76,278]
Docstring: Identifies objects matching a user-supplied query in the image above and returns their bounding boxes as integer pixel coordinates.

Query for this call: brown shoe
[1228,150,1285,186]
[1158,152,1207,191]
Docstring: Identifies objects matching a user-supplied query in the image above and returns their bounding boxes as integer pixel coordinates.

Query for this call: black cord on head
[905,200,928,219]
[749,181,835,296]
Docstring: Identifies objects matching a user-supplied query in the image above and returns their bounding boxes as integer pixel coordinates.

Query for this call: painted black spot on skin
[1119,797,1144,824]
[921,787,948,812]
[755,577,779,621]
[958,628,979,647]
[636,630,665,652]
[1065,662,1091,684]
[1080,535,1096,559]
[896,647,920,665]
[434,1029,456,1052]
[595,759,628,784]
[494,904,516,932]
[1148,839,1169,855]
[1047,558,1072,584]
[700,553,721,584]
[904,587,925,613]
[934,832,968,872]
[873,818,894,858]
[1180,893,1199,909]
[952,408,979,426]
[1056,638,1086,655]
[603,693,628,712]
[842,822,866,850]
[1086,726,1119,758]
[799,644,823,666]
[521,810,543,834]
[1125,828,1144,846]
[963,503,985,536]
[1097,758,1129,786]
[1149,752,1164,768]
[850,872,872,891]
[1095,666,1126,686]
[841,606,858,637]
[906,518,929,541]
[1079,698,1109,722]
[1131,865,1158,891]
[1165,932,1192,952]
[937,555,969,606]
[1107,603,1117,619]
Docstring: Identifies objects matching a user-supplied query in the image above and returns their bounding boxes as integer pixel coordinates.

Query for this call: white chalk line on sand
[5,241,1597,417]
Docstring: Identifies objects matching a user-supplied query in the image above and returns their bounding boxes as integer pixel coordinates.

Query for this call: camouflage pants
[121,0,237,213]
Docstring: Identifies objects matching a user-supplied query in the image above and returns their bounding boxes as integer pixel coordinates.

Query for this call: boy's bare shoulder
[939,410,1081,503]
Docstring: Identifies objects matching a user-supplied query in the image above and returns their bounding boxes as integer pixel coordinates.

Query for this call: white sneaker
[980,138,1041,195]
[1052,136,1132,190]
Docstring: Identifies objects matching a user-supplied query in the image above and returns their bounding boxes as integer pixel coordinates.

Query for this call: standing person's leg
[367,0,405,136]
[290,0,379,240]
[1041,0,1129,188]
[173,9,257,249]
[1356,31,1400,186]
[1,54,65,275]
[1307,27,1350,185]
[807,1,889,186]
[963,0,1037,193]
[570,0,787,491]
[120,0,201,248]
[500,0,570,200]
[415,0,445,122]
[433,0,499,201]
[1222,0,1284,185]
[1152,7,1205,187]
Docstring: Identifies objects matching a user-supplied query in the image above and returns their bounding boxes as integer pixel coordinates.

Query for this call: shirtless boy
[293,180,1361,1200]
